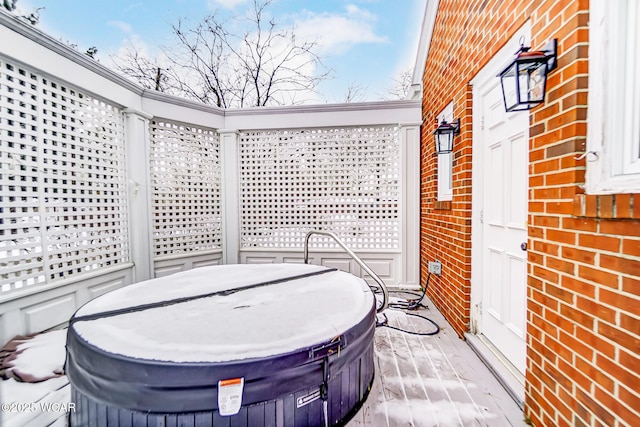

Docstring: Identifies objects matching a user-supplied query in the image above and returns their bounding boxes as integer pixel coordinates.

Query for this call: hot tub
[66,263,376,426]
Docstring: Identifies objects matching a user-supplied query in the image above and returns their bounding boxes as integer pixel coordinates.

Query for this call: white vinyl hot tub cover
[72,264,374,363]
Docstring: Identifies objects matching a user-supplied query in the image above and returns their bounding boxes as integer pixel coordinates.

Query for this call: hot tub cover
[70,263,374,362]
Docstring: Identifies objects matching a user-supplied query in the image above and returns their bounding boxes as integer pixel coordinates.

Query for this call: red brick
[600,288,640,315]
[622,239,640,257]
[561,246,596,264]
[546,170,581,186]
[600,220,640,237]
[598,322,640,353]
[559,122,587,140]
[533,265,560,283]
[574,356,613,392]
[617,386,640,426]
[560,303,594,329]
[594,385,640,426]
[575,296,616,324]
[546,256,575,275]
[575,388,615,427]
[546,201,574,215]
[531,129,561,149]
[600,254,640,277]
[532,158,560,174]
[562,217,597,232]
[545,309,575,334]
[585,195,597,217]
[547,229,576,245]
[619,348,640,374]
[561,91,588,110]
[578,233,621,252]
[533,215,560,228]
[622,276,640,296]
[578,265,619,288]
[560,275,595,298]
[614,194,632,218]
[545,335,574,364]
[533,240,559,256]
[576,326,616,359]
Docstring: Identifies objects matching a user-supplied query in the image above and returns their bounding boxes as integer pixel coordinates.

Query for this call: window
[437,102,454,201]
[586,0,640,193]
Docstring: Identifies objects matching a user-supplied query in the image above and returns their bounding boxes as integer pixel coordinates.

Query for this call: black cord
[388,273,430,310]
[376,312,440,336]
[375,273,440,336]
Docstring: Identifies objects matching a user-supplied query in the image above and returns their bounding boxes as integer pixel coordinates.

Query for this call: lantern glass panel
[526,62,547,103]
[500,62,519,111]
[435,132,453,154]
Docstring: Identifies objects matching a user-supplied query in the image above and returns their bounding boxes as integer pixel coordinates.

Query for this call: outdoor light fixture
[433,117,460,154]
[498,38,558,112]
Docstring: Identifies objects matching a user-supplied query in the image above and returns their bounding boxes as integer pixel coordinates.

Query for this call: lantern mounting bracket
[541,38,558,73]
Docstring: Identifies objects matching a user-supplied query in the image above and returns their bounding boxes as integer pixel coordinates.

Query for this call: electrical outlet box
[428,260,442,275]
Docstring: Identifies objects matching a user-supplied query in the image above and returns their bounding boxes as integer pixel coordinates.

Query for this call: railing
[303,230,389,312]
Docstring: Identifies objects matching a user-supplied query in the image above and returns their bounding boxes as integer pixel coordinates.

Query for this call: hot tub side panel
[70,346,374,427]
[69,342,374,427]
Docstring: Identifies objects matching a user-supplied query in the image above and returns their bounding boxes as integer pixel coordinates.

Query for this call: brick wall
[420,0,640,426]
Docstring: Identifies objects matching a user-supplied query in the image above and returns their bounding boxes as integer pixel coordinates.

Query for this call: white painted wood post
[219,129,241,264]
[124,108,154,282]
[399,122,422,288]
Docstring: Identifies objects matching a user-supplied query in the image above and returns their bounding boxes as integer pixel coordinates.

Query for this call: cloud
[108,20,133,34]
[207,0,250,9]
[124,2,143,13]
[293,4,388,55]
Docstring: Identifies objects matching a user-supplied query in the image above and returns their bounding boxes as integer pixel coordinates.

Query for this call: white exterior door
[476,75,529,375]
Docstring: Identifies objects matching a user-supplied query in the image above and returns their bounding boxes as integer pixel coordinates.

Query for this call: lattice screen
[0,59,129,293]
[239,126,400,249]
[149,120,221,257]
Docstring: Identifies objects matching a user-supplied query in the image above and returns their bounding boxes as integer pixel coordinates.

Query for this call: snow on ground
[3,329,67,381]
[1,330,69,427]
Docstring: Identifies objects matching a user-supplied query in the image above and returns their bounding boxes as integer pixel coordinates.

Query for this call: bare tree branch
[343,82,367,103]
[111,0,330,108]
[384,68,413,100]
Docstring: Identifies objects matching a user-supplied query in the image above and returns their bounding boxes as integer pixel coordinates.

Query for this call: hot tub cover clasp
[310,335,344,360]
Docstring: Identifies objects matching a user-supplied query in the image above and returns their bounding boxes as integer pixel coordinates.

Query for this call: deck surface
[347,297,526,426]
[2,297,525,427]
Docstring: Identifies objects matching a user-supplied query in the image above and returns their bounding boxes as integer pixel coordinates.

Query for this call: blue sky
[15,0,426,103]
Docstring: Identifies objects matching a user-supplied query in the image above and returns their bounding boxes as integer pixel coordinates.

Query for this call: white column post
[123,108,154,282]
[399,122,422,289]
[219,129,241,264]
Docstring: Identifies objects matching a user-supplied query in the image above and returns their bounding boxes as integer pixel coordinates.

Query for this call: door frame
[469,21,531,402]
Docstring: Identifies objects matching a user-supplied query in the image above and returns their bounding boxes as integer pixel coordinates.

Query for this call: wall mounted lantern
[433,117,460,154]
[498,38,558,112]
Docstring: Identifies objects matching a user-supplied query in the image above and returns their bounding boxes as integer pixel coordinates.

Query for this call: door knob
[520,242,528,251]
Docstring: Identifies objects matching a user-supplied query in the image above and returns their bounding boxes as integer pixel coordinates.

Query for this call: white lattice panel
[0,59,129,294]
[149,120,221,257]
[239,126,400,249]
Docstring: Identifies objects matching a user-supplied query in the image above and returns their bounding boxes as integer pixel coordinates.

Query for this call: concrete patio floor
[1,297,526,427]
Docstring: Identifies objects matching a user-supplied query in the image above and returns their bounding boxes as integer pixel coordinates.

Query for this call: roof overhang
[407,0,440,100]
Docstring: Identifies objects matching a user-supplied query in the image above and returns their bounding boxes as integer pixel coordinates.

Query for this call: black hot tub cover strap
[70,267,338,324]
